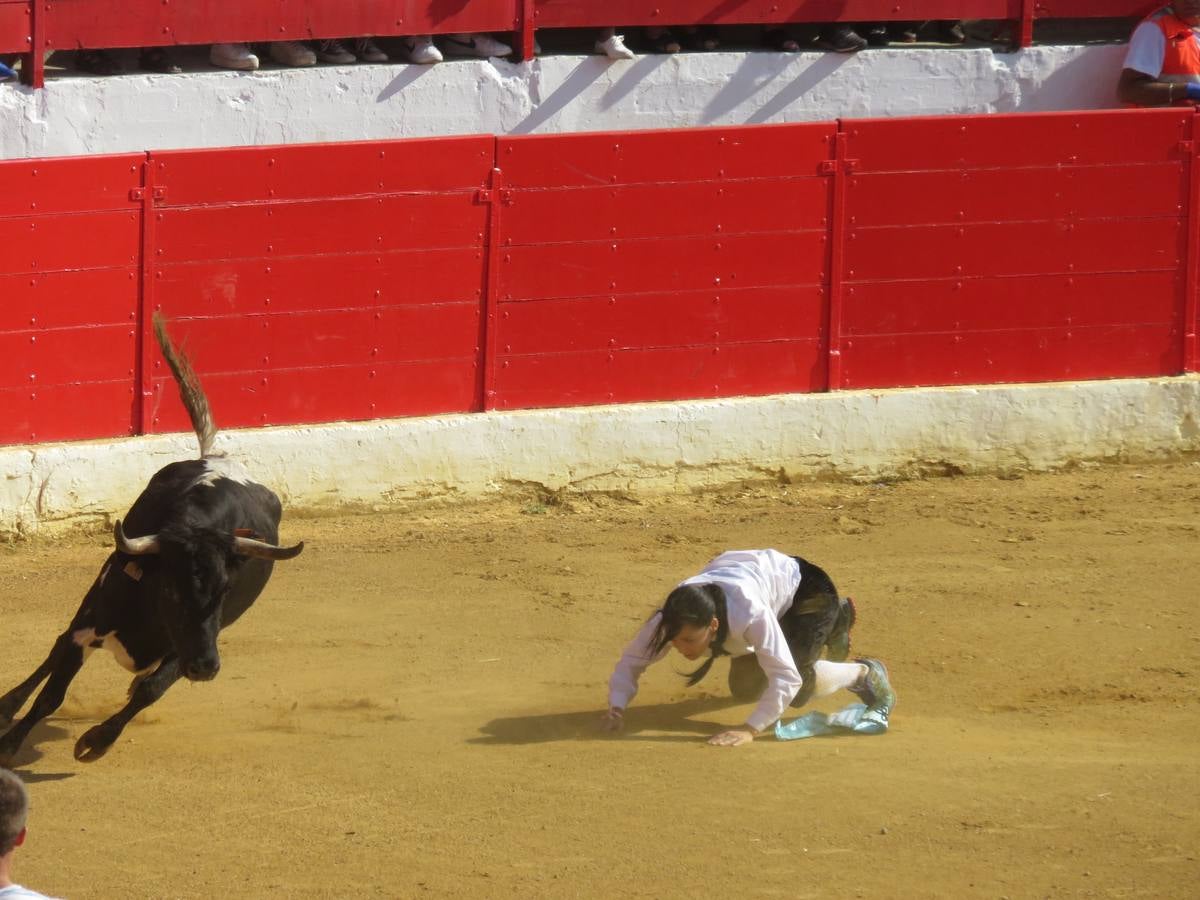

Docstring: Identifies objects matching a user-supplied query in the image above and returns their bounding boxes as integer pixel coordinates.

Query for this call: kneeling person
[601,549,893,746]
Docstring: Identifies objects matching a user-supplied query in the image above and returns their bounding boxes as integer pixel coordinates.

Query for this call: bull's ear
[232,535,304,561]
[115,519,161,555]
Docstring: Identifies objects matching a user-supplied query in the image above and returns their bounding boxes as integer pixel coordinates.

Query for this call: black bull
[0,459,302,765]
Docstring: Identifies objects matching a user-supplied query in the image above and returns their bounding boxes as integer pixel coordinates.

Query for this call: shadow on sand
[471,696,746,745]
[1,719,77,781]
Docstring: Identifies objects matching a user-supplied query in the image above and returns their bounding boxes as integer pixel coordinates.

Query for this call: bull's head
[113,520,303,682]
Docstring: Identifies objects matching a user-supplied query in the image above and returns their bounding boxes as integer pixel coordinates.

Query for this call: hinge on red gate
[129,187,167,201]
[475,188,513,206]
[818,159,860,175]
[1178,140,1194,154]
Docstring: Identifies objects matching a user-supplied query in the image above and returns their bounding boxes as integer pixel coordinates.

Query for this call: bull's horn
[114,519,161,555]
[233,535,304,561]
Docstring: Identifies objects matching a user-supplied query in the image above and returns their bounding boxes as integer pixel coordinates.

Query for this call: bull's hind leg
[0,633,85,767]
[74,658,182,763]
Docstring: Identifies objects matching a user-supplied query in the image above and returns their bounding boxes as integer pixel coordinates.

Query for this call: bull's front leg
[74,658,182,763]
[0,633,85,767]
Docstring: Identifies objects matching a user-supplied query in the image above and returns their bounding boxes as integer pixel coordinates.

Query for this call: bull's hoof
[73,726,114,763]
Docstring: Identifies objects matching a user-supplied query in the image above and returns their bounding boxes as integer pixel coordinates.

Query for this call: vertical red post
[21,0,44,88]
[133,154,160,435]
[1184,112,1200,373]
[1018,0,1036,49]
[517,0,535,62]
[479,166,506,410]
[823,130,852,391]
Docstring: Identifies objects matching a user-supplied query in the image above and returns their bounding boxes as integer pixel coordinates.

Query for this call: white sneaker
[355,37,389,63]
[403,35,442,64]
[269,40,316,67]
[316,39,356,64]
[443,33,512,58]
[595,33,634,60]
[210,42,259,71]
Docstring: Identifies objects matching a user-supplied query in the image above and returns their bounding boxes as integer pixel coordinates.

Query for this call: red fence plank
[846,164,1187,228]
[0,154,143,217]
[846,218,1184,281]
[154,139,494,206]
[842,325,1181,389]
[492,340,826,410]
[500,124,836,188]
[156,249,485,317]
[845,109,1193,173]
[503,179,829,245]
[844,271,1182,335]
[501,231,828,301]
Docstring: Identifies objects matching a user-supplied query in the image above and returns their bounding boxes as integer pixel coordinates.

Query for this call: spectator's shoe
[443,33,512,58]
[354,37,389,63]
[645,28,681,54]
[851,658,896,733]
[316,39,356,64]
[210,42,259,70]
[402,35,442,64]
[821,26,867,53]
[682,25,720,51]
[76,48,123,76]
[865,25,891,47]
[269,40,317,67]
[595,33,635,60]
[934,21,967,44]
[138,47,182,74]
[825,596,856,662]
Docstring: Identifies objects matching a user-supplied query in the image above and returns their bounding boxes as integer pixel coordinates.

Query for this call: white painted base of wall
[4,377,1197,536]
[1,44,1127,159]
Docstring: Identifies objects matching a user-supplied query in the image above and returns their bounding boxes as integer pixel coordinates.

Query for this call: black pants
[727,556,845,708]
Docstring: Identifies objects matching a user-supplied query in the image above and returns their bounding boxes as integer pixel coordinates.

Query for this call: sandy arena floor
[1,460,1197,899]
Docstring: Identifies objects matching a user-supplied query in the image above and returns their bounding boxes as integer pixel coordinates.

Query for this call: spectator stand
[0,0,1164,88]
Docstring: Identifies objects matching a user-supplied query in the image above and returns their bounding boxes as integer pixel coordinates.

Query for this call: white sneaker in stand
[442,33,512,58]
[403,35,442,64]
[595,33,635,60]
[316,39,356,65]
[269,40,316,67]
[210,42,259,71]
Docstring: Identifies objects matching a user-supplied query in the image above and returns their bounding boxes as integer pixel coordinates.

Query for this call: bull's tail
[153,312,219,458]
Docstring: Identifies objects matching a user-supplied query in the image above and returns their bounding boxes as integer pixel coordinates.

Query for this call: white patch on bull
[98,562,111,587]
[193,457,253,488]
[123,561,143,582]
[71,628,158,675]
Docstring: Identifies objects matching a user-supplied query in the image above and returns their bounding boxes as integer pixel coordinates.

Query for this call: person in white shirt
[0,769,59,900]
[601,549,895,747]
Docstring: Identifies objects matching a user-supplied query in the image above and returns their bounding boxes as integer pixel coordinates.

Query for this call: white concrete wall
[0,44,1128,159]
[4,377,1197,536]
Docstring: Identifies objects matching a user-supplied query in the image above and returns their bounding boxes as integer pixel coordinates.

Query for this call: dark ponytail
[646,582,729,686]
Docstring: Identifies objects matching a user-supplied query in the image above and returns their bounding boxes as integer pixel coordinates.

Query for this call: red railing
[0,1,1160,87]
[1,108,1196,446]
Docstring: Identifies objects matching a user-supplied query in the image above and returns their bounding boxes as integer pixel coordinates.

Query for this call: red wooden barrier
[147,137,494,433]
[0,153,143,445]
[0,109,1197,448]
[493,124,834,409]
[836,108,1192,388]
[0,0,1160,87]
